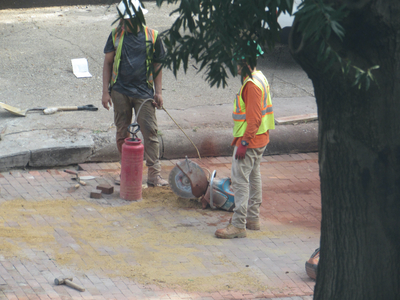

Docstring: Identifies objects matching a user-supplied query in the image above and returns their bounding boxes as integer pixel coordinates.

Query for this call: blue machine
[208,171,235,212]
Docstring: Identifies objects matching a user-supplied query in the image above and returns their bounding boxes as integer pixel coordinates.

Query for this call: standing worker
[215,44,275,239]
[102,0,168,187]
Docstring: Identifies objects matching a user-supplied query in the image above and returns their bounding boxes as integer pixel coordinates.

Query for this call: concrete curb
[266,122,319,155]
[159,122,318,159]
[0,122,318,171]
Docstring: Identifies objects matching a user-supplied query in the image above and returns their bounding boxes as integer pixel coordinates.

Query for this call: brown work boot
[215,224,246,239]
[147,175,169,187]
[246,218,260,230]
[229,217,260,230]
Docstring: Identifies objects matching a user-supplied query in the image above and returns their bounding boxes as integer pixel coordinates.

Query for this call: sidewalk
[0,153,320,300]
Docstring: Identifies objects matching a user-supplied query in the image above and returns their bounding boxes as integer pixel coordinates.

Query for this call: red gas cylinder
[120,125,144,201]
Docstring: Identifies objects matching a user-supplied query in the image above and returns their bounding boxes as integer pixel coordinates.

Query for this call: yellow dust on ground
[0,188,271,293]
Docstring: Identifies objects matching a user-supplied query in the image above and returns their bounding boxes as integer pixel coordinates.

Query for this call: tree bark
[291,0,400,299]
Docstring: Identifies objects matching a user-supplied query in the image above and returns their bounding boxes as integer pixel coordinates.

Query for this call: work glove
[235,144,247,160]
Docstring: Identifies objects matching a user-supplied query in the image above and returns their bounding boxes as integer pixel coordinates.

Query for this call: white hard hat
[117,0,148,19]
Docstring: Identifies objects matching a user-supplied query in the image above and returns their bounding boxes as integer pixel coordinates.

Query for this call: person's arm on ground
[102,51,115,110]
[153,63,163,109]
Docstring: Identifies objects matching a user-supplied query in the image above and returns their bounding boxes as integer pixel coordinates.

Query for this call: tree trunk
[291,0,400,299]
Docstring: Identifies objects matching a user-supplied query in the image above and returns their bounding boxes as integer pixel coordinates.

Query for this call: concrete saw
[168,157,235,211]
[168,157,209,198]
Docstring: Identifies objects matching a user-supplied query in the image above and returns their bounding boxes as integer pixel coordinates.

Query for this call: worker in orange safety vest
[215,43,275,239]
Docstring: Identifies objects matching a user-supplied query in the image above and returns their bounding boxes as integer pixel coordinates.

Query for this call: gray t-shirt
[104,29,165,99]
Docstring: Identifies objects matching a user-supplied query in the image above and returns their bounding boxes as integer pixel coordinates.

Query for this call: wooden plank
[275,113,318,125]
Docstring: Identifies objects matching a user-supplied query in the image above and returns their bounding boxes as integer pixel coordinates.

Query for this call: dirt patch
[0,189,274,293]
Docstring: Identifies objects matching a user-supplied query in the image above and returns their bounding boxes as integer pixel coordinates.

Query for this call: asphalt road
[0,0,118,9]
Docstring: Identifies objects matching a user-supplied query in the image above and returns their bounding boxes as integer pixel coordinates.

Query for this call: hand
[235,144,247,160]
[102,92,112,110]
[153,93,163,109]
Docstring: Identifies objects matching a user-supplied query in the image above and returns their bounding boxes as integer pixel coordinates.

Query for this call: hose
[133,99,202,160]
[162,106,201,160]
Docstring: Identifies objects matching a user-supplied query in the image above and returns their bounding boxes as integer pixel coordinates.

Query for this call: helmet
[234,41,264,61]
[117,0,148,19]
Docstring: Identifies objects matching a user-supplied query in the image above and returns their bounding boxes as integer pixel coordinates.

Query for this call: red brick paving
[0,153,319,300]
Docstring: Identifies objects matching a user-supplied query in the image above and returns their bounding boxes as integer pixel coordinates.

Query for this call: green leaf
[330,21,345,40]
[365,76,371,90]
[323,56,336,73]
[154,0,378,89]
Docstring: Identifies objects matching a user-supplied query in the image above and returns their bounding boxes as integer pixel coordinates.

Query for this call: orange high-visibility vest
[232,70,275,137]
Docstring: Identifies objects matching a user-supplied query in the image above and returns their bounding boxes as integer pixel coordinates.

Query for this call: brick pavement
[0,153,320,300]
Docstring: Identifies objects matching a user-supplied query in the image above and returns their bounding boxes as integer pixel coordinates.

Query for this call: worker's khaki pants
[231,145,266,229]
[111,90,161,179]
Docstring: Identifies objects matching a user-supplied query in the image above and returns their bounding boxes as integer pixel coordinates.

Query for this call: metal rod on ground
[162,106,201,160]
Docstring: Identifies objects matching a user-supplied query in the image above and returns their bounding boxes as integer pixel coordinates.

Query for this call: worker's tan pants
[231,145,266,229]
[111,90,161,179]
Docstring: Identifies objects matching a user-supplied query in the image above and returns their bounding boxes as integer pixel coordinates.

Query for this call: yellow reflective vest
[232,70,275,137]
[110,26,158,89]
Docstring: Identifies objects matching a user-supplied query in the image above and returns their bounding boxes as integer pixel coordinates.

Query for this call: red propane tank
[120,137,144,201]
